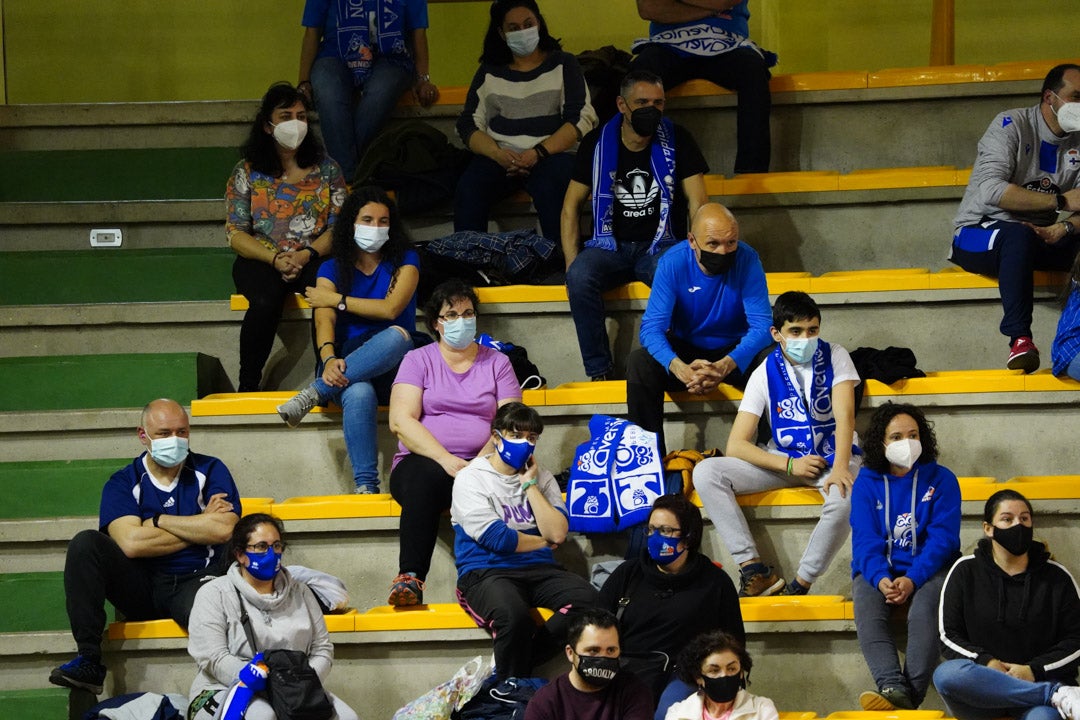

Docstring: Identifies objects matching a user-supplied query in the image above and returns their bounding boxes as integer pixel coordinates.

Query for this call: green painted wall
[2,0,1077,104]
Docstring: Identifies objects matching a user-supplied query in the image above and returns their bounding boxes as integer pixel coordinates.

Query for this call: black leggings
[389,454,454,580]
[232,255,321,391]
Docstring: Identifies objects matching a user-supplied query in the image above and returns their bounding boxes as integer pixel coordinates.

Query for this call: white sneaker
[1051,685,1080,720]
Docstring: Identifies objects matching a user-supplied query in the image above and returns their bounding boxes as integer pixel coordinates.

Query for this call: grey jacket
[187,564,334,700]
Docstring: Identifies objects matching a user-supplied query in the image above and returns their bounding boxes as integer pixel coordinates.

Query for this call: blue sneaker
[50,655,106,694]
[354,484,379,495]
[778,578,809,596]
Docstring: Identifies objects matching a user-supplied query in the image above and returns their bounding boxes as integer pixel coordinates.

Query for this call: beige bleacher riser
[0,79,1038,175]
[3,391,1080,503]
[1,293,1065,393]
[0,186,960,260]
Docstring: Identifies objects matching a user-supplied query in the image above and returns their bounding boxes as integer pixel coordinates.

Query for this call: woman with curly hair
[227,81,347,392]
[850,402,961,710]
[665,630,778,720]
[276,186,422,494]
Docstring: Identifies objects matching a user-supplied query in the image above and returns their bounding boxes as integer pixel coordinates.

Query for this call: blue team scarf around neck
[630,20,777,67]
[766,340,838,462]
[336,0,410,86]
[587,113,677,255]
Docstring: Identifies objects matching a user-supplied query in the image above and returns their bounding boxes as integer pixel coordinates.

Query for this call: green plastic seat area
[0,688,71,720]
[0,459,126,519]
[0,248,234,306]
[0,572,68,633]
[0,147,239,202]
[0,353,209,411]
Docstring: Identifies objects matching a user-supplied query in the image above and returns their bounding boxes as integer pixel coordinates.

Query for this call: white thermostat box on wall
[90,229,123,247]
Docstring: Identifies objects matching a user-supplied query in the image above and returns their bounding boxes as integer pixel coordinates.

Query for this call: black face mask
[698,246,737,275]
[701,674,742,703]
[576,654,620,688]
[629,106,662,137]
[993,523,1034,557]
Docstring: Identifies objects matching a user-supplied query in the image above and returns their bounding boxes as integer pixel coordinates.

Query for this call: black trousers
[458,565,598,679]
[64,529,216,658]
[631,45,772,174]
[232,255,322,391]
[626,336,760,456]
[389,454,454,580]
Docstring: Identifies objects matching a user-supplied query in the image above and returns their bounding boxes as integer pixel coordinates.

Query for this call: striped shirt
[456,50,597,152]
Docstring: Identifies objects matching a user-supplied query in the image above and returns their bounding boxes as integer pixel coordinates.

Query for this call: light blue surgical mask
[505,26,540,57]
[783,336,819,365]
[496,432,536,472]
[441,316,477,350]
[244,548,282,581]
[149,436,189,468]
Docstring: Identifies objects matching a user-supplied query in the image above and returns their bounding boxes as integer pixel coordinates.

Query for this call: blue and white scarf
[567,415,665,533]
[586,113,677,255]
[336,0,411,86]
[765,340,839,463]
[631,22,777,66]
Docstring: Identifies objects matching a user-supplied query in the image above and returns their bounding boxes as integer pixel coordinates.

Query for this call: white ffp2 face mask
[272,119,308,149]
[1051,92,1080,133]
[885,438,922,470]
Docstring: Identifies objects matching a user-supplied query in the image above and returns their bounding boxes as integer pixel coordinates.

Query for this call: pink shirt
[392,343,520,467]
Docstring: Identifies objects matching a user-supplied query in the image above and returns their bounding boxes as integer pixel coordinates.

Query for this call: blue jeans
[566,242,668,378]
[950,221,1080,339]
[312,326,413,490]
[453,152,576,242]
[933,659,1060,720]
[310,56,414,181]
[853,571,946,706]
[1067,353,1080,381]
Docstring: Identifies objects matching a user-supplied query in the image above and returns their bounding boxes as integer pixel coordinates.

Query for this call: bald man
[50,399,241,695]
[626,203,772,455]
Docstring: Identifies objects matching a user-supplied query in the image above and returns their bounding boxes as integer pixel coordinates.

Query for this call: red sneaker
[388,573,425,606]
[1007,336,1040,373]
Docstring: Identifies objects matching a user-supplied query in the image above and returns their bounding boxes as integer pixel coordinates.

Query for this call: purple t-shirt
[392,343,521,467]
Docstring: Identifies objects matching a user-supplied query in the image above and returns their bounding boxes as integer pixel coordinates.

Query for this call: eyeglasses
[647,525,681,538]
[439,310,476,321]
[246,541,286,553]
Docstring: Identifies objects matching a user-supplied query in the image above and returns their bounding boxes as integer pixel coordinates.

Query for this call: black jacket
[939,538,1080,683]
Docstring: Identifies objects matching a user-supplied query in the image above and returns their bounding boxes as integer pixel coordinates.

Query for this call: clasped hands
[493,147,538,177]
[674,357,737,395]
[272,249,310,282]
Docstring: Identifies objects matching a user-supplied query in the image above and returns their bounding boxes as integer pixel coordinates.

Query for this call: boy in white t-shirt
[693,291,861,597]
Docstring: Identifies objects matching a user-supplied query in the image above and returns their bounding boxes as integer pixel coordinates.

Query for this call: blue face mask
[496,432,536,472]
[440,316,477,350]
[244,548,282,581]
[783,336,819,365]
[647,531,685,566]
[149,436,189,468]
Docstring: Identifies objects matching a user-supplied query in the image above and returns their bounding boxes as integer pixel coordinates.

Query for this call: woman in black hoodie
[934,489,1080,720]
[598,493,744,720]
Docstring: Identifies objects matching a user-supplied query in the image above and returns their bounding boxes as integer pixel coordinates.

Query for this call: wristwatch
[337,294,347,312]
[305,246,319,260]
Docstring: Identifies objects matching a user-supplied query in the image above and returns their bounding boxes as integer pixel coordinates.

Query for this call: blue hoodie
[849,460,961,589]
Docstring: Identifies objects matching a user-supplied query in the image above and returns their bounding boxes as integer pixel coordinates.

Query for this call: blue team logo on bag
[567,416,664,533]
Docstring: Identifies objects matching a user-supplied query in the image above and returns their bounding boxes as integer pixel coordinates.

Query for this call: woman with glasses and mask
[599,494,744,719]
[933,489,1080,720]
[665,631,777,720]
[186,513,357,720]
[228,82,347,392]
[386,279,521,607]
[275,186,424,494]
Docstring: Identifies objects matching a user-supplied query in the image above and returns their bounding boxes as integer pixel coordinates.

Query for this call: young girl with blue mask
[451,402,598,680]
[598,494,745,720]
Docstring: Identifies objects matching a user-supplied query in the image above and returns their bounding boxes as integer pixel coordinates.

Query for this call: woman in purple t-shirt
[386,279,521,606]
